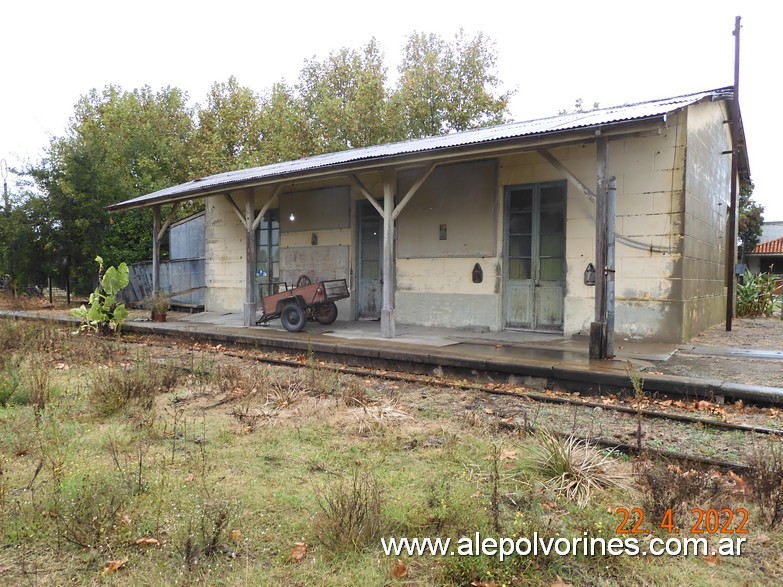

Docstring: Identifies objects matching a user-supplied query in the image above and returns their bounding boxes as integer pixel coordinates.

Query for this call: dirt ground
[650,317,783,388]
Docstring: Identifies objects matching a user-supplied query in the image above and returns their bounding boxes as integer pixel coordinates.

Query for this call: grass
[0,319,781,585]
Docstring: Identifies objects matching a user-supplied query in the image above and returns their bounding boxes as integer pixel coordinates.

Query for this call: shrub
[636,459,720,523]
[530,430,628,507]
[314,465,383,551]
[747,441,783,529]
[736,270,779,317]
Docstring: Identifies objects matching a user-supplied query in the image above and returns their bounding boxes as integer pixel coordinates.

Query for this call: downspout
[606,176,617,358]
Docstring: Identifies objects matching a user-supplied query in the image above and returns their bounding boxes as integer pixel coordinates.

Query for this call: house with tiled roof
[747,227,783,275]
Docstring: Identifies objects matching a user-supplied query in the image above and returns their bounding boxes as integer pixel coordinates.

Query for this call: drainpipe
[606,177,617,358]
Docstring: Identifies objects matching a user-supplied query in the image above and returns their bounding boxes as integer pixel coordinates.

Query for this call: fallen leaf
[728,470,749,494]
[184,473,196,482]
[471,581,501,587]
[119,513,132,525]
[704,547,720,566]
[550,576,573,587]
[229,529,242,542]
[101,556,128,575]
[288,542,307,563]
[484,408,494,415]
[135,537,159,547]
[391,559,408,579]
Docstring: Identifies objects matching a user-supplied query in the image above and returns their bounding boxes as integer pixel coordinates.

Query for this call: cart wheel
[314,302,338,325]
[280,303,307,332]
[296,274,312,287]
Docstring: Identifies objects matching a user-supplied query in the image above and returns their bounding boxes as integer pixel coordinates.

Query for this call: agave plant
[531,430,628,507]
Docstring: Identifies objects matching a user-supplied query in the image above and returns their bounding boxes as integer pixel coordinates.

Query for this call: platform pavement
[2,309,782,406]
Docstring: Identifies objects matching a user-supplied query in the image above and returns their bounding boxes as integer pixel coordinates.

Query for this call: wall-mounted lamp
[584,263,596,286]
[311,233,318,246]
[289,213,296,222]
[472,263,483,284]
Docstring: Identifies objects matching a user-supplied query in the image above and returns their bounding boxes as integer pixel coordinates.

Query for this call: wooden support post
[244,189,257,327]
[152,204,161,299]
[590,137,609,359]
[381,169,396,338]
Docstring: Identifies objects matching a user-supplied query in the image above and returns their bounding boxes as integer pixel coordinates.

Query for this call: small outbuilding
[108,87,750,344]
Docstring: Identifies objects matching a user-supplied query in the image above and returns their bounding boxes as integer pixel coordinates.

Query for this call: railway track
[136,334,782,474]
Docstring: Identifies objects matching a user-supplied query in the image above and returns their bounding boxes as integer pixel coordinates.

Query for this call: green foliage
[29,86,195,289]
[392,30,512,138]
[70,256,130,334]
[738,182,764,262]
[736,270,779,317]
[17,31,511,289]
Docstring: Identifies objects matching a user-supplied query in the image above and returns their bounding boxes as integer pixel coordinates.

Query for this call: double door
[504,182,566,330]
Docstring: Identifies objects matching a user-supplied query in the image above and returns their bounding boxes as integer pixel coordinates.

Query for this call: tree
[392,30,512,139]
[737,182,763,264]
[29,85,195,290]
[191,76,265,176]
[296,39,392,152]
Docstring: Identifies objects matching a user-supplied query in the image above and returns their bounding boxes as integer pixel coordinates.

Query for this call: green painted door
[505,182,566,330]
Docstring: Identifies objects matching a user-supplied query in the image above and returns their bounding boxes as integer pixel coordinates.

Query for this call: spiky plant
[531,430,628,507]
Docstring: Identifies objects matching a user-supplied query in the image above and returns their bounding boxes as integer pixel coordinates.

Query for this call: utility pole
[1,159,8,213]
[726,15,741,331]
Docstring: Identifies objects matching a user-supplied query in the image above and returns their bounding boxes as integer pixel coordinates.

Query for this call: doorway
[356,201,382,319]
[504,182,566,330]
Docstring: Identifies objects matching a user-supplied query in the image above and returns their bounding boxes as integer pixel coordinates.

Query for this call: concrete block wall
[681,101,731,340]
[204,195,248,312]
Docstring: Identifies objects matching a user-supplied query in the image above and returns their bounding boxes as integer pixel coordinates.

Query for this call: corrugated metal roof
[108,87,736,211]
[752,237,783,255]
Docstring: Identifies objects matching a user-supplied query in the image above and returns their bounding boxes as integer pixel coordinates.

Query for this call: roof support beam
[157,202,182,241]
[225,192,247,228]
[350,174,384,216]
[251,185,282,231]
[537,149,596,203]
[392,163,436,221]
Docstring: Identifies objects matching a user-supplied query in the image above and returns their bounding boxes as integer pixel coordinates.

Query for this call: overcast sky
[1,1,780,220]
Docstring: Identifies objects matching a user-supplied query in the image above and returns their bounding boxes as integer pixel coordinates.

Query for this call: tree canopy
[737,182,764,264]
[7,30,512,292]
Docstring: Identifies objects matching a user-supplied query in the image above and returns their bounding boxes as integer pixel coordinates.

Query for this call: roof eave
[106,115,668,212]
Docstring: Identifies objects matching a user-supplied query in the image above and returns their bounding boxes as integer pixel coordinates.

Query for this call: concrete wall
[201,106,728,342]
[395,160,498,328]
[204,195,248,312]
[681,101,731,340]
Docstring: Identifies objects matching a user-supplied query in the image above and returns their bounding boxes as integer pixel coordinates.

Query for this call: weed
[747,440,783,529]
[267,377,307,408]
[0,356,21,406]
[635,459,721,523]
[530,430,628,507]
[89,360,181,416]
[314,465,384,552]
[626,361,646,453]
[56,470,130,549]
